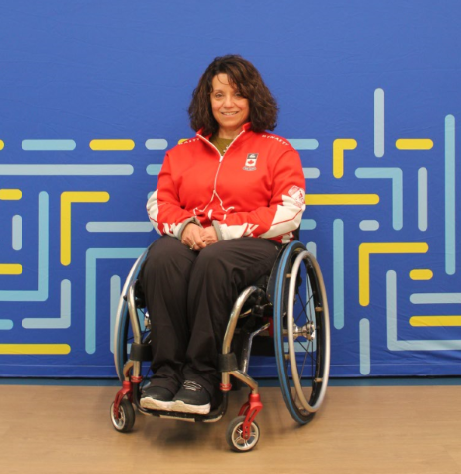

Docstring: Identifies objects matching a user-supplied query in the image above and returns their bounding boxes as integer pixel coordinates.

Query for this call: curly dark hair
[188,55,278,136]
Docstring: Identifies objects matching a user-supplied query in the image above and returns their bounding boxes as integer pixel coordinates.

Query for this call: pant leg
[183,238,281,398]
[138,235,197,394]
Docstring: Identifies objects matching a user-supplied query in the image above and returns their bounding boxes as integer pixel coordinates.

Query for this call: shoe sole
[170,400,211,415]
[140,397,174,411]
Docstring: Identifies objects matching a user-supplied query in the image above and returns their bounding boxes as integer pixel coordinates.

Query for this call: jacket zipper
[196,129,247,216]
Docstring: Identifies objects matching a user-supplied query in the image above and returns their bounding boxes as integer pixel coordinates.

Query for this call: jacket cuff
[212,221,224,240]
[178,217,202,240]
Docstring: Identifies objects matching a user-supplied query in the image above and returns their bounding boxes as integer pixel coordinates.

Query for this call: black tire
[226,416,260,452]
[273,241,330,424]
[110,398,136,433]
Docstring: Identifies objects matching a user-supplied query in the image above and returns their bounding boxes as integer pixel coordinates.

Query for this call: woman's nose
[223,95,234,107]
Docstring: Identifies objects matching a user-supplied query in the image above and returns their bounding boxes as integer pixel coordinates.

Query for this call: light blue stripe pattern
[333,219,344,330]
[12,215,22,250]
[0,192,49,301]
[288,139,319,150]
[110,275,121,354]
[359,319,371,374]
[418,167,428,231]
[410,293,461,304]
[86,248,146,354]
[146,164,162,175]
[303,168,320,179]
[301,219,316,230]
[355,167,403,230]
[445,115,456,274]
[359,220,379,231]
[387,271,461,350]
[0,165,133,175]
[145,139,168,150]
[22,280,71,329]
[86,222,153,233]
[22,140,76,151]
[374,88,384,157]
[0,320,14,330]
[386,271,400,350]
[306,242,317,257]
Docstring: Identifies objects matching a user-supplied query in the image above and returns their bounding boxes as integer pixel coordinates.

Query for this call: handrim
[287,250,330,413]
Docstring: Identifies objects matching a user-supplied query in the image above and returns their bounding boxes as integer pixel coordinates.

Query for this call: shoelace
[183,380,202,392]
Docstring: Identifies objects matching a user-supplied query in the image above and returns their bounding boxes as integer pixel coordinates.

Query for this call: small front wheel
[226,415,260,452]
[110,398,135,433]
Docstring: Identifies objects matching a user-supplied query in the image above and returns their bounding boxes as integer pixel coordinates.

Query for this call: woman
[139,55,305,415]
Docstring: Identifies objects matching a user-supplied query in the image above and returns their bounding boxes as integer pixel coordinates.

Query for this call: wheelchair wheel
[110,398,135,433]
[226,416,260,452]
[114,249,149,380]
[273,241,330,424]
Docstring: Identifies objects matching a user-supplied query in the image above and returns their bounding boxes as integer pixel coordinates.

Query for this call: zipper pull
[219,155,224,163]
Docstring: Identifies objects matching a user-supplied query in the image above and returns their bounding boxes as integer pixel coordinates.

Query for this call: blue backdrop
[1,1,460,377]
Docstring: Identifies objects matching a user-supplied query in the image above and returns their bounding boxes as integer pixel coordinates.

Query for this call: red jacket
[147,123,305,244]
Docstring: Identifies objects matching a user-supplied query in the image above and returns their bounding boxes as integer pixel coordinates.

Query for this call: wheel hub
[293,322,316,340]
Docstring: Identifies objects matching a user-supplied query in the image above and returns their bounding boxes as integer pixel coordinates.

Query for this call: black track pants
[138,235,281,399]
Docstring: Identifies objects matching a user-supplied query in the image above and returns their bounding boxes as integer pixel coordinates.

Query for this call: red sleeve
[147,153,201,239]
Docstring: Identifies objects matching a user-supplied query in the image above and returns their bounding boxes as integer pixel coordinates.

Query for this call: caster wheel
[110,398,135,433]
[226,415,260,452]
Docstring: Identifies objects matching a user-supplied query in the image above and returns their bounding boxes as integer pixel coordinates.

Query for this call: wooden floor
[2,383,461,474]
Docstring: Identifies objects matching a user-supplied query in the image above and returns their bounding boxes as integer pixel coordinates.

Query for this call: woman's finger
[191,228,206,248]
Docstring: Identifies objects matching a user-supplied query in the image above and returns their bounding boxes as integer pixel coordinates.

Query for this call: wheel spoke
[311,337,315,382]
[298,342,311,380]
[299,354,315,380]
[294,297,306,323]
[291,262,319,400]
[294,292,314,326]
[292,334,316,371]
[294,291,313,324]
[294,338,309,353]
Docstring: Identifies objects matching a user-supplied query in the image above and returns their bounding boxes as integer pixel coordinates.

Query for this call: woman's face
[210,73,250,138]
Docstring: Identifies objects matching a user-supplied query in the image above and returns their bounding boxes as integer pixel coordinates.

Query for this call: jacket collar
[196,122,251,140]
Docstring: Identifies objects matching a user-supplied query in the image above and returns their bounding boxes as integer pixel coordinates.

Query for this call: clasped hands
[181,223,218,251]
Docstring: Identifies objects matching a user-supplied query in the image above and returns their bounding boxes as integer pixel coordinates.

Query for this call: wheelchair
[110,239,330,452]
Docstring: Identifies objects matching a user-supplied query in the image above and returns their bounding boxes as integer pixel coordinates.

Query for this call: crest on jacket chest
[243,153,258,171]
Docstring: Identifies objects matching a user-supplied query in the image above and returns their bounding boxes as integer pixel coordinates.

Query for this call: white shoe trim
[170,400,211,415]
[140,396,174,411]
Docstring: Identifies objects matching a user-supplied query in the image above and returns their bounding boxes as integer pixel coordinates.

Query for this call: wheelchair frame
[110,240,330,452]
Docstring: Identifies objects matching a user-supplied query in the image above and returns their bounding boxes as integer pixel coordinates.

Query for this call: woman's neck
[217,127,242,140]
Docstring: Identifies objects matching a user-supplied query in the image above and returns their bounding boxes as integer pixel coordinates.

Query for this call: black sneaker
[171,380,211,415]
[140,386,175,411]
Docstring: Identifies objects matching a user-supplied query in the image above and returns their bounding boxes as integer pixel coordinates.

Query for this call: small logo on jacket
[288,186,305,208]
[243,153,258,171]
